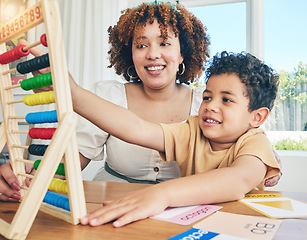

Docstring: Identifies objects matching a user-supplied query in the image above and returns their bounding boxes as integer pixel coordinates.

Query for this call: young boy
[74,51,281,227]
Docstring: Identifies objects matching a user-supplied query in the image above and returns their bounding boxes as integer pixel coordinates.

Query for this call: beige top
[76,81,205,182]
[160,116,281,190]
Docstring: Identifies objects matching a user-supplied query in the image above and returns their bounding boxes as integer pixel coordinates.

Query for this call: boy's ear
[249,107,270,128]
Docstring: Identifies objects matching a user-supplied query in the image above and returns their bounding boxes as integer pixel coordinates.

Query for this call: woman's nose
[146,46,161,60]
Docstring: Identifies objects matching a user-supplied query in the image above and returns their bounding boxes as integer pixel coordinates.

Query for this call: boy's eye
[203,96,211,101]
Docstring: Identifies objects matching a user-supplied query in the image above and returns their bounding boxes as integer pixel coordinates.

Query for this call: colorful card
[193,211,281,240]
[239,193,307,218]
[151,205,222,225]
[168,228,247,240]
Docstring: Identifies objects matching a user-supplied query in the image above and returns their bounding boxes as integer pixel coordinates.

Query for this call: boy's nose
[205,101,219,112]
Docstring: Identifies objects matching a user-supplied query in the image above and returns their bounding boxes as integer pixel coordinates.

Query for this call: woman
[77,2,209,184]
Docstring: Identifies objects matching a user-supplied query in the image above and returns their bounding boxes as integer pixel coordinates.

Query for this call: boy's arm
[80,154,267,227]
[18,39,165,152]
[71,84,165,152]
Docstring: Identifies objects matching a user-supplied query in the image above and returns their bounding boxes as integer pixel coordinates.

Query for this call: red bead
[0,45,30,64]
[29,128,56,139]
[41,34,48,47]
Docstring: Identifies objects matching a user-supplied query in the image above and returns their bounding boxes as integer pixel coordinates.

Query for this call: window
[185,0,307,150]
[263,0,307,150]
[264,0,307,132]
[189,2,246,57]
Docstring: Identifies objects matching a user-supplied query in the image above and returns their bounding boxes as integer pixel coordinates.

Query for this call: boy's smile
[198,73,256,151]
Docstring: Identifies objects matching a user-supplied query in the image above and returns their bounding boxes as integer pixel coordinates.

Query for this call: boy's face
[198,73,255,151]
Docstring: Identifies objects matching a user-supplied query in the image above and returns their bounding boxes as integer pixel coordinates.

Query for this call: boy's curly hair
[205,51,279,111]
[107,2,210,84]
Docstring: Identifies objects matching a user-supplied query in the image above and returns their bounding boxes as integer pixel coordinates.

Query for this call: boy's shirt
[159,115,280,190]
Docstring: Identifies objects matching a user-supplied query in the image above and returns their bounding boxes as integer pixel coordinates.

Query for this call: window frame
[181,0,264,59]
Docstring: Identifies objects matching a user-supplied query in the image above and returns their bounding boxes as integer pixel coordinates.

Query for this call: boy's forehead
[204,73,246,95]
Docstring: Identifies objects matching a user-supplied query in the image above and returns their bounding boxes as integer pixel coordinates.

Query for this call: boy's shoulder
[236,128,270,148]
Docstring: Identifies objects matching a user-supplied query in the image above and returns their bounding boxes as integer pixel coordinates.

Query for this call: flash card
[239,193,307,218]
[151,205,222,225]
[193,211,281,240]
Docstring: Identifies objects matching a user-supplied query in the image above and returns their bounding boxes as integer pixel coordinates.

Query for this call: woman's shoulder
[91,80,127,107]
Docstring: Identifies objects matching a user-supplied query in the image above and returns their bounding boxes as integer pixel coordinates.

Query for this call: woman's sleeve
[190,85,206,115]
[76,81,127,161]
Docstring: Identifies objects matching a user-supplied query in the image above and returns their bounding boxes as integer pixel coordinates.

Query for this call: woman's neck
[125,81,192,124]
[140,81,181,102]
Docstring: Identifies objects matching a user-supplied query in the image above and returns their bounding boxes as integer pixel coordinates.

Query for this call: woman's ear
[249,107,270,128]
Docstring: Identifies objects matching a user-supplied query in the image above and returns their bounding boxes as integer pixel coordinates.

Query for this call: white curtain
[56,0,127,89]
[30,0,127,89]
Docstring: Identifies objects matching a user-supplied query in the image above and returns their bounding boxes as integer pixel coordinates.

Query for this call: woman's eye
[161,42,170,46]
[137,44,147,49]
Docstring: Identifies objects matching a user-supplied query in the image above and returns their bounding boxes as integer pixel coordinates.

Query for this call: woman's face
[131,19,183,89]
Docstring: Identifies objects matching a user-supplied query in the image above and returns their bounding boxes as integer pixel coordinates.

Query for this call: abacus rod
[5,84,21,90]
[9,115,26,120]
[16,158,33,164]
[11,130,29,134]
[20,185,29,191]
[18,172,34,179]
[7,99,23,104]
[1,68,17,75]
[12,144,29,150]
[22,40,41,51]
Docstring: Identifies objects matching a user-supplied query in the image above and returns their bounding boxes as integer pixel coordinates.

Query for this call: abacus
[0,1,86,239]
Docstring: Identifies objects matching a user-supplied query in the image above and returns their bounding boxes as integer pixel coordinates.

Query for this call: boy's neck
[208,140,234,151]
[208,127,254,151]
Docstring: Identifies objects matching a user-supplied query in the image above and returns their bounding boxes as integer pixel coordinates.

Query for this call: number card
[193,211,281,240]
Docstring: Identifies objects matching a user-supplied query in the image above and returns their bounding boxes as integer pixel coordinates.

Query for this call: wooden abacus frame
[0,0,86,239]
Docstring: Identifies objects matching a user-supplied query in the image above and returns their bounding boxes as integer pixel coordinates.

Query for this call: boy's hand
[18,39,53,93]
[80,185,169,227]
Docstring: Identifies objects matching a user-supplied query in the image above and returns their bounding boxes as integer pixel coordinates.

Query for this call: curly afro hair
[107,2,210,84]
[205,51,279,111]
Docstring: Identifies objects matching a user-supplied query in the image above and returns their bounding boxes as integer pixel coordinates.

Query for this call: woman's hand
[265,151,282,187]
[80,184,169,227]
[0,162,34,201]
[0,163,20,201]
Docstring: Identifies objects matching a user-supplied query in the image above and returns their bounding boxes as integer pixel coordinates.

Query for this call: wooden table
[0,181,306,240]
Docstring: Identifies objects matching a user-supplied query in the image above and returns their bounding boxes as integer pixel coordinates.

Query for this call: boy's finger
[19,39,45,57]
[87,204,136,226]
[113,208,147,227]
